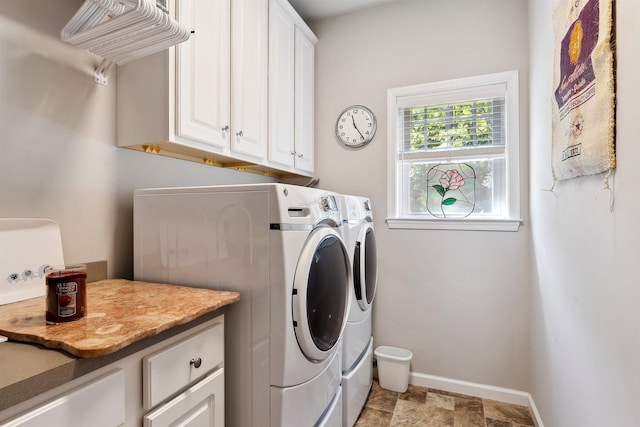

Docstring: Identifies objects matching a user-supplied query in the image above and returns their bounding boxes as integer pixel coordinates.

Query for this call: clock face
[335,105,377,148]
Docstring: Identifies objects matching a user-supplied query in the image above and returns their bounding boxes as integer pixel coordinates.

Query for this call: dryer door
[354,221,378,311]
[292,226,351,362]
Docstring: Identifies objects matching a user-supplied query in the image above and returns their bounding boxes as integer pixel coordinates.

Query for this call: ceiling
[287,0,398,20]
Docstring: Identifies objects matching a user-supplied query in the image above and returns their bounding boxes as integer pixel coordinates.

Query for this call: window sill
[385,217,522,232]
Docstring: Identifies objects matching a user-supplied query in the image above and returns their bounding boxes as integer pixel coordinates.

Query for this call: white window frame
[386,71,522,232]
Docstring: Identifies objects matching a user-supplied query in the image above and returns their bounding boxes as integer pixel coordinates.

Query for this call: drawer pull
[190,357,202,368]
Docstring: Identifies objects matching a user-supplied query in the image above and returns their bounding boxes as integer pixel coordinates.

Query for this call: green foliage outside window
[406,100,498,151]
[404,99,503,214]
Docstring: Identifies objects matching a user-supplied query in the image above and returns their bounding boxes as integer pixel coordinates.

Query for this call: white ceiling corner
[287,0,399,20]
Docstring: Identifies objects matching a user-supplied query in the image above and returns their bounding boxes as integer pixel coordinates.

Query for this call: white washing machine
[338,195,378,427]
[133,183,352,427]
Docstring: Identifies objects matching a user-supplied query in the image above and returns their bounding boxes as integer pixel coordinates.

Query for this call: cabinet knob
[290,151,296,156]
[297,153,304,159]
[236,130,244,137]
[222,125,229,132]
[190,357,202,368]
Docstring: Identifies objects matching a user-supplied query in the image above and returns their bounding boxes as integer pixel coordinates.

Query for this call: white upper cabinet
[230,0,269,160]
[268,0,295,168]
[118,0,267,163]
[268,0,317,175]
[176,0,230,149]
[179,0,268,161]
[294,27,315,174]
[117,0,312,178]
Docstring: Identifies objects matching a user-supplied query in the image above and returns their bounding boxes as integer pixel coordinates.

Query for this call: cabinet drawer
[143,368,224,427]
[143,319,224,410]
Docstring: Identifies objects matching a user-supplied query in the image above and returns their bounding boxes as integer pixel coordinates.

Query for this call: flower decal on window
[426,163,476,218]
[437,170,465,194]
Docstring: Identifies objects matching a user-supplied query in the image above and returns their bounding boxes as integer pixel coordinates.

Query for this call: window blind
[400,96,506,154]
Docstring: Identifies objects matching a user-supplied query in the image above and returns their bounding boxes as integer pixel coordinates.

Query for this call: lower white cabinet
[143,369,224,427]
[0,316,225,427]
[143,321,224,410]
[142,319,225,426]
[0,370,125,427]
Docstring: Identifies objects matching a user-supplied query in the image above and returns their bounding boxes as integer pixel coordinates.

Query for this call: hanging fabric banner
[552,0,615,181]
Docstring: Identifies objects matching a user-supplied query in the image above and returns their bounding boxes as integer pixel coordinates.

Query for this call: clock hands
[336,105,376,147]
[351,115,364,139]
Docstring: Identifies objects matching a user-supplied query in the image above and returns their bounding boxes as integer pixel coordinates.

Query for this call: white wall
[14,2,640,423]
[311,0,531,390]
[0,1,271,279]
[528,0,640,425]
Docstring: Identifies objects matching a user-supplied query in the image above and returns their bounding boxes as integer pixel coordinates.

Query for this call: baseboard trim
[409,372,544,427]
[527,393,545,427]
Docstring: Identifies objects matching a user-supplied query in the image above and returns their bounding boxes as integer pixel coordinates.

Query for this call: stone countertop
[0,280,239,413]
[0,279,239,358]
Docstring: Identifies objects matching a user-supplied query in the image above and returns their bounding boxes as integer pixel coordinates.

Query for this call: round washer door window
[292,226,351,362]
[354,222,378,311]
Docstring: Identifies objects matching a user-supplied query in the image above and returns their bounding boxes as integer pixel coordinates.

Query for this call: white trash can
[374,346,413,393]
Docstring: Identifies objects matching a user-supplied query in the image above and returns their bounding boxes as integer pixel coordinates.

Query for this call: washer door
[292,226,351,362]
[354,222,378,311]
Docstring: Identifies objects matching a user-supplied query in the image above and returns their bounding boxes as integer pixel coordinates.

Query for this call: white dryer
[133,184,352,427]
[339,194,378,427]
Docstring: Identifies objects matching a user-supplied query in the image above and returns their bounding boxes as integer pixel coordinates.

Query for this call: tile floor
[355,380,535,427]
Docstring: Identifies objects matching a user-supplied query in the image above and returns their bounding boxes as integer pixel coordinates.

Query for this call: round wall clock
[335,105,377,148]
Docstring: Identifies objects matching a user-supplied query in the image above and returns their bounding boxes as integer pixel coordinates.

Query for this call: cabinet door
[1,370,124,427]
[230,0,268,160]
[176,0,231,149]
[143,369,224,427]
[294,27,315,174]
[267,0,296,168]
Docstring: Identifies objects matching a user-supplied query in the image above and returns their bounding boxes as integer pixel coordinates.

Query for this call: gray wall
[0,1,271,280]
[528,0,640,425]
[12,2,637,424]
[311,0,531,391]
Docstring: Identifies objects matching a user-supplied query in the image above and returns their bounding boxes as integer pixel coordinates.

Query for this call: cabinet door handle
[222,125,229,132]
[190,357,202,368]
[236,130,244,137]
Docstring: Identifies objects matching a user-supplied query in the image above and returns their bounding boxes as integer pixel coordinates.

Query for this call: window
[386,71,522,231]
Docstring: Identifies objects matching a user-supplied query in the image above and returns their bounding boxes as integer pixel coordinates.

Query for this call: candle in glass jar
[45,265,87,324]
